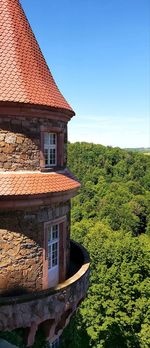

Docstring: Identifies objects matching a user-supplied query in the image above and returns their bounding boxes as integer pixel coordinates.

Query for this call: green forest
[60,142,150,348]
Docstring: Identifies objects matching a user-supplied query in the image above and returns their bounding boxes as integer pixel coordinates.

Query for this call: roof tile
[0,0,74,115]
[0,172,80,199]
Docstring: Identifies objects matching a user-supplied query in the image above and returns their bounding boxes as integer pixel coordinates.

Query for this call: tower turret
[0,1,89,346]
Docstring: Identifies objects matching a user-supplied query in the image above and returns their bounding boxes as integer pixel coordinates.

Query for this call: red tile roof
[0,0,74,115]
[0,172,80,199]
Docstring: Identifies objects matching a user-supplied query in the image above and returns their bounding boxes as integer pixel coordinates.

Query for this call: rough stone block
[5,134,16,144]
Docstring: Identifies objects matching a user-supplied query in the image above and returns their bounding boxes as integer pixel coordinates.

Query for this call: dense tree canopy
[83,226,150,348]
[61,143,150,348]
[68,143,150,236]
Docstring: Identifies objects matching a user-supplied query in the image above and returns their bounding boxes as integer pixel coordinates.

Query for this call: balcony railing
[0,241,90,337]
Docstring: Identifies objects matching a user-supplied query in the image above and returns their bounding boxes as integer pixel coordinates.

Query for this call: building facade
[0,0,90,346]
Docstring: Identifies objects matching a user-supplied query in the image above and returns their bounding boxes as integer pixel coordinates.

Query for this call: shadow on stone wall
[0,210,44,293]
[0,210,43,247]
[0,285,31,297]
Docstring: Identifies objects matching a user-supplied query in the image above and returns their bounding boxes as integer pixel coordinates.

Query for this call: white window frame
[47,224,59,270]
[44,132,57,167]
[50,337,60,348]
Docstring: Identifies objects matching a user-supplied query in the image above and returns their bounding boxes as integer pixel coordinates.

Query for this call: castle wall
[0,201,70,294]
[0,116,67,171]
[0,242,90,347]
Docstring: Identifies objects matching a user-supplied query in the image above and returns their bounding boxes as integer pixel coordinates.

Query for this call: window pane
[44,148,49,165]
[52,225,58,240]
[44,132,49,145]
[52,242,58,267]
[50,133,56,145]
[50,148,56,165]
[44,132,57,167]
[48,245,51,268]
[51,338,59,348]
[47,224,59,269]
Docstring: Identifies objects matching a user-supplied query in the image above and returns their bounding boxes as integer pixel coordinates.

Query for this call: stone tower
[0,0,89,346]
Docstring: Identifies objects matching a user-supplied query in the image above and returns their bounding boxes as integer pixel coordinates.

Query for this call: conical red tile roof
[0,0,74,115]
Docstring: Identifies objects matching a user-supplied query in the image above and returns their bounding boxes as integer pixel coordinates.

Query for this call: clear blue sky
[20,0,150,148]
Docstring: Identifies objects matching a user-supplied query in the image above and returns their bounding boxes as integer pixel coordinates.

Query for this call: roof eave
[0,186,80,210]
[0,101,75,122]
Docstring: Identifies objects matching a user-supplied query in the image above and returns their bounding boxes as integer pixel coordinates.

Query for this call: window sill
[40,165,65,173]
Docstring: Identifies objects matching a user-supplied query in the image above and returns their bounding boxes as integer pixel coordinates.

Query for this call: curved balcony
[0,241,90,345]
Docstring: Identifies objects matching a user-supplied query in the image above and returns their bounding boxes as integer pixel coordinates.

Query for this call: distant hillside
[125,147,150,153]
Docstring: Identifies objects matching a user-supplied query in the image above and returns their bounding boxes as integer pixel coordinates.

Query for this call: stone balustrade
[0,241,90,346]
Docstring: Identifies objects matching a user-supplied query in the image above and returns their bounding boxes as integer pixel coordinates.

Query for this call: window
[43,217,66,289]
[40,127,65,169]
[47,224,59,269]
[50,337,60,348]
[44,132,57,167]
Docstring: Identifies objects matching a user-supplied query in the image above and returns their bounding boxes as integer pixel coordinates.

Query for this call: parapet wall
[0,241,90,347]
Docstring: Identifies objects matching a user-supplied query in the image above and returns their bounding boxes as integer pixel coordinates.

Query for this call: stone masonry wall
[0,201,70,294]
[0,247,90,347]
[0,116,67,171]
